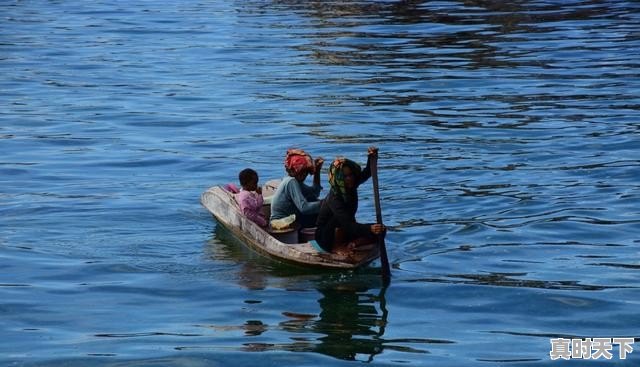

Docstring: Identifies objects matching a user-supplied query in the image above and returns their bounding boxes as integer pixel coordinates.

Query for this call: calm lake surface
[1,1,639,366]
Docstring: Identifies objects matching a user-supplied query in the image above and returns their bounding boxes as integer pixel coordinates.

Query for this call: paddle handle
[370,154,391,284]
[371,157,383,224]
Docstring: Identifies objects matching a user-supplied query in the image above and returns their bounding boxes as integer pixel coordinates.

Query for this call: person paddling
[314,146,385,255]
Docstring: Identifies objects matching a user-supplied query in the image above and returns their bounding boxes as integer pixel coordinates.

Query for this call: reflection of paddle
[370,150,391,285]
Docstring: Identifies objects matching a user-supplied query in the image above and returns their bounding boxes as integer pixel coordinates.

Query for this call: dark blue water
[2,1,639,366]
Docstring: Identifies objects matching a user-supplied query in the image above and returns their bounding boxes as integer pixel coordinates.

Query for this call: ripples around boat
[1,1,639,366]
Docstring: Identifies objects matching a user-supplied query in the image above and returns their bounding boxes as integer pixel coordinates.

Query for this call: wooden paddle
[369,149,391,285]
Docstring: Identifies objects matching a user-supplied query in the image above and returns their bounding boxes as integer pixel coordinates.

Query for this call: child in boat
[270,148,324,228]
[236,168,267,227]
[314,147,385,253]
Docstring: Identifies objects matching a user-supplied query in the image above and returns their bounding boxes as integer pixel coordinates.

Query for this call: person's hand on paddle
[370,223,385,235]
[368,146,379,159]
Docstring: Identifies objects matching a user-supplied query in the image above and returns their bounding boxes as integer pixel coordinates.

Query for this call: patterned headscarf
[328,157,362,198]
[284,148,314,176]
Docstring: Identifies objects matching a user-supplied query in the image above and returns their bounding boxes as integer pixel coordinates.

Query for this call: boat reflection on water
[238,284,390,362]
[309,284,389,361]
[206,225,395,362]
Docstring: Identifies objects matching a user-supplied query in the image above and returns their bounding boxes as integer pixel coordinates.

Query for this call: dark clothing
[315,159,372,251]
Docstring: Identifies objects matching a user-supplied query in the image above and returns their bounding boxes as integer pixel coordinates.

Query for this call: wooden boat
[200,181,379,269]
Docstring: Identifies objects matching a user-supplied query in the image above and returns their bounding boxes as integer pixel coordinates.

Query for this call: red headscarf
[284,149,314,176]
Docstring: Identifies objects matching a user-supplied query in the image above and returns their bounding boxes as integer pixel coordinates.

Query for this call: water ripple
[2,1,640,365]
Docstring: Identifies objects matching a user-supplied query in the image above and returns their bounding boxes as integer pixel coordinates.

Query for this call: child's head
[239,168,259,191]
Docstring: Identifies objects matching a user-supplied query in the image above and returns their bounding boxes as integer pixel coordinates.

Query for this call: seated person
[315,147,385,252]
[235,168,267,227]
[270,148,324,228]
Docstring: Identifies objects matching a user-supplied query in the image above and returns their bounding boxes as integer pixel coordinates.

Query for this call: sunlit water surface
[1,1,639,366]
